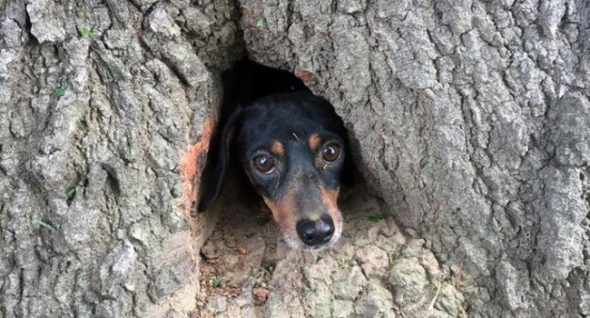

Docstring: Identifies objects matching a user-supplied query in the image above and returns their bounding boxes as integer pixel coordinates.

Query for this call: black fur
[199,67,354,248]
[198,91,351,213]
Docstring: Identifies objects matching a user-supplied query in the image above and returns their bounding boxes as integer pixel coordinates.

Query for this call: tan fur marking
[262,191,299,238]
[270,141,285,157]
[319,186,341,220]
[308,134,322,152]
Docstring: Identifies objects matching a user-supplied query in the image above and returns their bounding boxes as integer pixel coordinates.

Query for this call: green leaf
[65,187,76,205]
[367,213,385,222]
[36,220,58,232]
[256,17,266,29]
[79,26,96,38]
[52,83,68,98]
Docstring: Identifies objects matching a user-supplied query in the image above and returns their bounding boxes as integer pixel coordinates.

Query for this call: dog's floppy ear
[197,110,241,212]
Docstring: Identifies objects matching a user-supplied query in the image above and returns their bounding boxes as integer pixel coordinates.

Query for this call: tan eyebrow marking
[308,133,322,152]
[270,140,285,156]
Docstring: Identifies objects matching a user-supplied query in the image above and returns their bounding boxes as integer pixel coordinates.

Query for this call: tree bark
[1,0,241,316]
[1,0,589,317]
[239,0,590,316]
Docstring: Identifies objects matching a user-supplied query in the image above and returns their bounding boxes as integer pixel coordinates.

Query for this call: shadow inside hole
[199,58,366,241]
[205,59,316,212]
[219,59,310,121]
[193,61,390,314]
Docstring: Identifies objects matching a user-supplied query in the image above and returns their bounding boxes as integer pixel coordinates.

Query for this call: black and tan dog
[198,71,350,250]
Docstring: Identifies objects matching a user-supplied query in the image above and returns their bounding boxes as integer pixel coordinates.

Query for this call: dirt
[190,186,465,318]
[194,198,280,315]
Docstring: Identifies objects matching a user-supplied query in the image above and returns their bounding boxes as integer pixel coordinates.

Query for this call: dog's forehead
[235,92,347,156]
[239,105,327,144]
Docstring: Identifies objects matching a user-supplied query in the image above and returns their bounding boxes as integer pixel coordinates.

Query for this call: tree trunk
[1,0,241,316]
[1,0,589,317]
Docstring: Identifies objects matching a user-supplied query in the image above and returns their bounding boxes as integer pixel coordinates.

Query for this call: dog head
[198,92,349,250]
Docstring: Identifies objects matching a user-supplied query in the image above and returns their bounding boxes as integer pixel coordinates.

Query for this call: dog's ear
[197,111,241,212]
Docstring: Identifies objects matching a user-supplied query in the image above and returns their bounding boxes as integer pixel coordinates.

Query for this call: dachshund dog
[198,64,350,250]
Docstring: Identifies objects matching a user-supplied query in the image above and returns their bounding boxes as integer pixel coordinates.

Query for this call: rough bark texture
[1,0,241,316]
[1,0,589,317]
[240,0,590,316]
[193,192,466,318]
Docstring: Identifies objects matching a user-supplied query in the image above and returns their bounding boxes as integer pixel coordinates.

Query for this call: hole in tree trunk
[200,58,366,215]
[194,59,378,315]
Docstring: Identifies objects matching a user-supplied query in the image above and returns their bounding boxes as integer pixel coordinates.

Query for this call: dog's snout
[296,216,334,246]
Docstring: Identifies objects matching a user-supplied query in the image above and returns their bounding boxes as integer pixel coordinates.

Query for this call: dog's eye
[322,143,341,162]
[253,154,275,173]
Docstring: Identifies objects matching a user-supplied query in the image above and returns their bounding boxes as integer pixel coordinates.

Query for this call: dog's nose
[296,216,334,246]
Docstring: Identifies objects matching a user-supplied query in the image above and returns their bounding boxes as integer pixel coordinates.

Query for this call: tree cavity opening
[199,58,365,224]
[191,59,378,313]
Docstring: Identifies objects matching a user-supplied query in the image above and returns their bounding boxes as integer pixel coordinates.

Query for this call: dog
[198,80,350,250]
